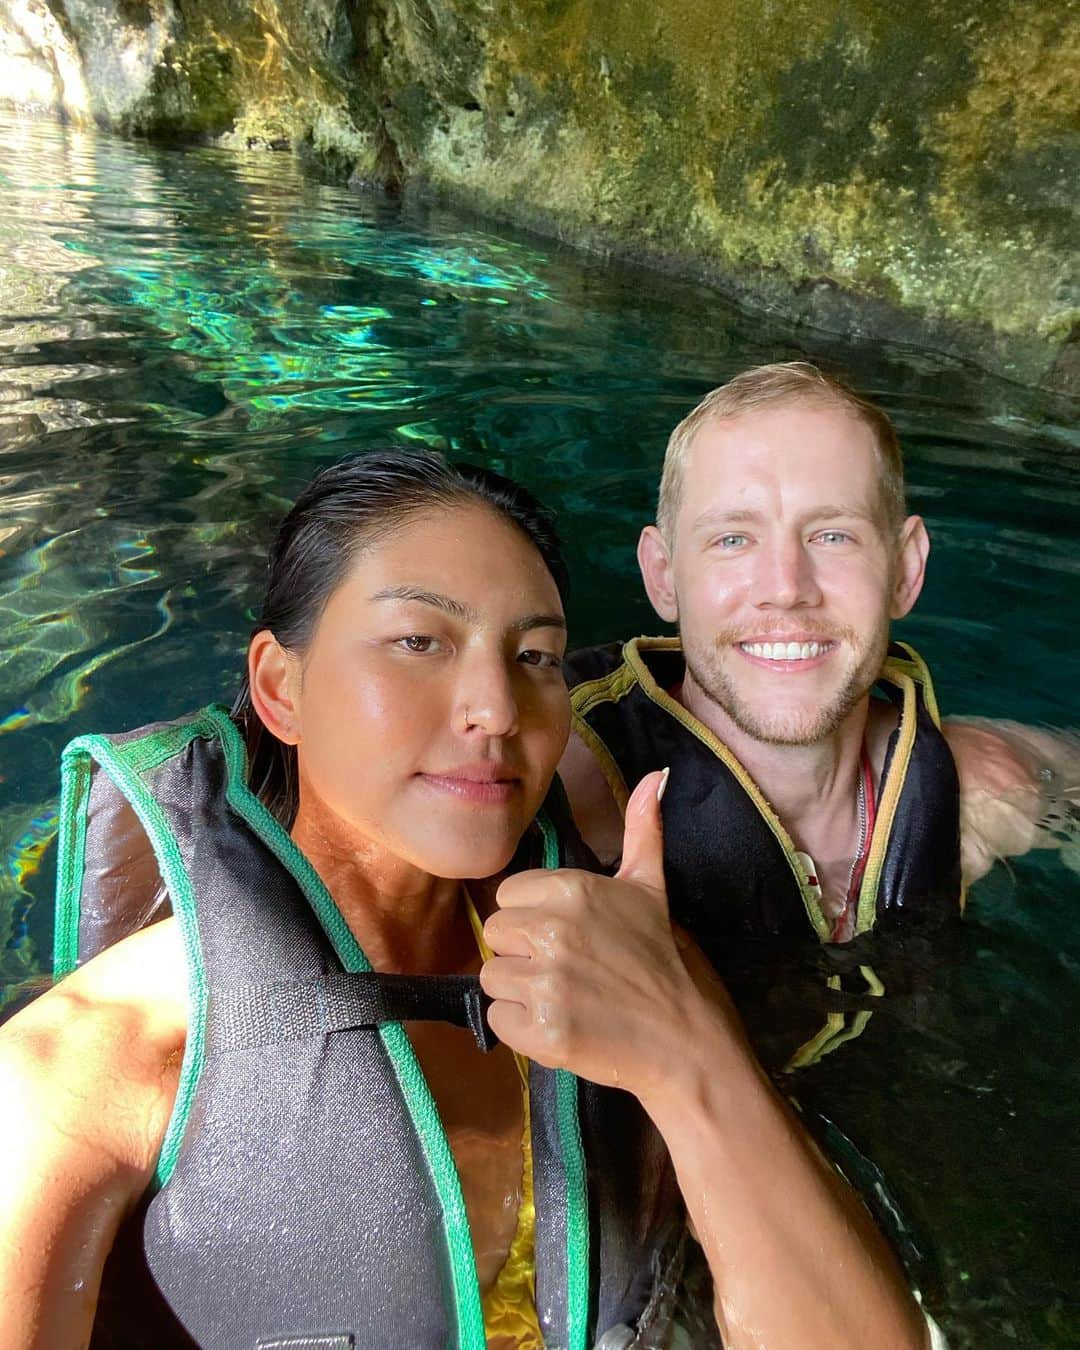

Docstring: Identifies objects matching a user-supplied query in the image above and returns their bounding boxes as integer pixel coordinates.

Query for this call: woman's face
[283,503,570,879]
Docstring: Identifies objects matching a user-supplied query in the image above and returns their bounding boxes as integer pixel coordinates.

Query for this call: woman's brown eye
[401,635,436,653]
[519,649,562,669]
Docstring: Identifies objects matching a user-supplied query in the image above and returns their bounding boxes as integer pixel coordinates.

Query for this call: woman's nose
[456,658,519,738]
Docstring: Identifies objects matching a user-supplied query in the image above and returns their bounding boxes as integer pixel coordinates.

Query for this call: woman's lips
[417,771,520,804]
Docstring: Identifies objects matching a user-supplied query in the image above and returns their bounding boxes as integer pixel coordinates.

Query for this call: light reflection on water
[0,108,1077,1348]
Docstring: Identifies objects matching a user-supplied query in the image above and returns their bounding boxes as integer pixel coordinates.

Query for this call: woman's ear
[891,515,930,619]
[637,525,679,624]
[248,631,301,745]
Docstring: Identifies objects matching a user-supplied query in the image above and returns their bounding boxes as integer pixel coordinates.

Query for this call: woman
[0,453,931,1349]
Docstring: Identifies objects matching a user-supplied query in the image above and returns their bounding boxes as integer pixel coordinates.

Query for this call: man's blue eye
[817,531,852,545]
[718,534,747,548]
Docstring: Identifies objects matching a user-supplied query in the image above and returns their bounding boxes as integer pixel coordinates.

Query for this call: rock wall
[3,0,1077,392]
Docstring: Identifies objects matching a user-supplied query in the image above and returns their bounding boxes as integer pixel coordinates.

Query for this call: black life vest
[54,706,683,1350]
[565,639,962,1070]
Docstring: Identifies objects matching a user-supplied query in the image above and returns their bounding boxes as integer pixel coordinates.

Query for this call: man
[560,363,1076,1033]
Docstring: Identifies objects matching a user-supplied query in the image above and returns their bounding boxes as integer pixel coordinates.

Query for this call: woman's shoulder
[0,920,187,1344]
[1,917,188,1177]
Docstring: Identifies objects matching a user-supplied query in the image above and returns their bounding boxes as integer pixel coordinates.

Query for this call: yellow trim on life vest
[464,892,543,1349]
[855,666,917,936]
[784,965,885,1070]
[568,709,630,813]
[785,976,846,1070]
[621,637,830,942]
[887,641,942,728]
[859,963,886,997]
[570,659,639,719]
[851,644,946,935]
[819,1009,875,1057]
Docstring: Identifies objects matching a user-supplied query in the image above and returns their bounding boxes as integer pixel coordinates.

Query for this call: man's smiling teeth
[740,640,829,661]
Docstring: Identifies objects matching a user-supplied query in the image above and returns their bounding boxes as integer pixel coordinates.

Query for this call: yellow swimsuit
[465,897,544,1349]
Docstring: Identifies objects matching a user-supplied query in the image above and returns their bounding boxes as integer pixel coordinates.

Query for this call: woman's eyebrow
[371,587,565,633]
[371,585,478,621]
[512,613,567,633]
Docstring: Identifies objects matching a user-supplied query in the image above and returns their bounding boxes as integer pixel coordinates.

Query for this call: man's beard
[682,620,891,747]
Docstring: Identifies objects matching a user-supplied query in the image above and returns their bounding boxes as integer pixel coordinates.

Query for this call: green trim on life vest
[53,749,91,978]
[556,1067,590,1350]
[53,714,217,1189]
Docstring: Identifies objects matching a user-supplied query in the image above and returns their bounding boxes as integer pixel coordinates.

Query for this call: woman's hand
[481,769,729,1099]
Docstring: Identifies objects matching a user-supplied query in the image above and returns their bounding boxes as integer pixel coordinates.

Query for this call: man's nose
[455,655,520,738]
[750,537,822,609]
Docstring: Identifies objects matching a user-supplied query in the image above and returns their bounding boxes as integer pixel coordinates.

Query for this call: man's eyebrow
[690,504,879,529]
[371,586,566,633]
[690,508,763,530]
[804,504,880,524]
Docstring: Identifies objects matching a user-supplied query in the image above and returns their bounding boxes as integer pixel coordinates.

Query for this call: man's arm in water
[0,920,186,1350]
[483,772,930,1350]
[943,718,1080,886]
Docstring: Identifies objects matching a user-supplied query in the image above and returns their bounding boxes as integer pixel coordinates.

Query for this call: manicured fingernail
[657,766,670,804]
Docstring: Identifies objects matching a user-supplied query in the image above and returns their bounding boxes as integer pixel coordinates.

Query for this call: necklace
[833,745,876,942]
[845,767,869,901]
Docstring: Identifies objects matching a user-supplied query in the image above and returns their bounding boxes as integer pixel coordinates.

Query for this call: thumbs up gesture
[481,768,705,1098]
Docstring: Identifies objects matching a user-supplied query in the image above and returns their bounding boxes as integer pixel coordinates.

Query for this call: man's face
[639,399,927,746]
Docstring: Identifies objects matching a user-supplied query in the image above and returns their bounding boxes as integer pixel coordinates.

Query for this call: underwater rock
[1,0,1076,393]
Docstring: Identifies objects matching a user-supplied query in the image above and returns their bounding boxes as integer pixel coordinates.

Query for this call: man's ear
[248,630,301,745]
[637,525,679,624]
[891,515,930,619]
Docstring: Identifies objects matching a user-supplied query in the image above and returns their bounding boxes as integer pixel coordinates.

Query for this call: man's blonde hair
[656,362,906,542]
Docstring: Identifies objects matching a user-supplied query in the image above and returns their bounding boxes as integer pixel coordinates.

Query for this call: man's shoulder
[564,636,684,694]
[562,640,630,691]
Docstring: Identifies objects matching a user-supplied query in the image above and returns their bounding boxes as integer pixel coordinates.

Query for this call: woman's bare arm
[637,942,928,1349]
[483,772,928,1350]
[0,920,187,1350]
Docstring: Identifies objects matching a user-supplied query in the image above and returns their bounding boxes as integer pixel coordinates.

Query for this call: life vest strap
[206,971,497,1055]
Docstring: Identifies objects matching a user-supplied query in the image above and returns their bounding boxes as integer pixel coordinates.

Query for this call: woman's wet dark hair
[232,449,569,825]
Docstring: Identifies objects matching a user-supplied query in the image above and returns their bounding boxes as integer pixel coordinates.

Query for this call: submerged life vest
[566,639,962,1069]
[54,706,683,1350]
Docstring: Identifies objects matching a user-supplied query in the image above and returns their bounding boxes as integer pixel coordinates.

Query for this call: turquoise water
[1,108,1077,1347]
